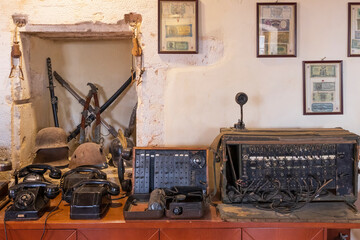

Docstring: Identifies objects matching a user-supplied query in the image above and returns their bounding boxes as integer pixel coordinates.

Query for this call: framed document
[303,61,343,115]
[158,0,198,54]
[257,3,297,57]
[348,3,360,57]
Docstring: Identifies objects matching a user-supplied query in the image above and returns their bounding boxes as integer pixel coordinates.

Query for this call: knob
[173,206,183,215]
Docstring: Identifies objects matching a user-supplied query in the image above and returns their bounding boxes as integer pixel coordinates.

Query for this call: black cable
[40,190,63,240]
[110,194,127,200]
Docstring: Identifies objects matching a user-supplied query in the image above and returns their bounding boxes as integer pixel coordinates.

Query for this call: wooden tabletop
[2,196,360,230]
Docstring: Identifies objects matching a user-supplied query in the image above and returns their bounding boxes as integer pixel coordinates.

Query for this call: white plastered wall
[164,0,360,146]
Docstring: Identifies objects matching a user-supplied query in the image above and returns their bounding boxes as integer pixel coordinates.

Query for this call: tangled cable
[227,176,333,214]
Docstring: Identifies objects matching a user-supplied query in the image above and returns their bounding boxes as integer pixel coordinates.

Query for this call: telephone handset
[72,179,120,196]
[117,158,132,193]
[16,164,61,183]
[9,181,60,200]
[61,166,107,181]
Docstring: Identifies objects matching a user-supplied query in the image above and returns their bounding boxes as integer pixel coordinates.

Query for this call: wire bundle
[227,176,333,214]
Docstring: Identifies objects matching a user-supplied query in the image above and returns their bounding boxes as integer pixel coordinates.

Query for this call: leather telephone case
[123,147,208,220]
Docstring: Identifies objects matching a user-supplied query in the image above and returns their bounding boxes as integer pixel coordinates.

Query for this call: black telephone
[69,179,120,219]
[15,164,61,183]
[5,181,60,220]
[61,167,107,203]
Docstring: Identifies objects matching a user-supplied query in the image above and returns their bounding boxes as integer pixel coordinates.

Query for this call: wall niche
[13,20,137,167]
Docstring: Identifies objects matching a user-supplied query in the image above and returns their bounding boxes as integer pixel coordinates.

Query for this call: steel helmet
[33,127,69,168]
[69,142,107,169]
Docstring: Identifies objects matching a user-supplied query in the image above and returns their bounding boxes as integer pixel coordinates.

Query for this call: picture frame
[256,2,297,57]
[158,0,198,54]
[348,2,360,57]
[303,61,343,115]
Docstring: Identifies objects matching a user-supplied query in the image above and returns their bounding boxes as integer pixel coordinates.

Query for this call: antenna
[234,92,248,130]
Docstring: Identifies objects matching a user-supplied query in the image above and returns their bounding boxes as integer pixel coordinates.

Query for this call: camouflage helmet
[33,127,69,168]
[69,142,107,169]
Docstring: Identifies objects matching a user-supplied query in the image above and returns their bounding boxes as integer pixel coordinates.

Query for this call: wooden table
[0,196,359,240]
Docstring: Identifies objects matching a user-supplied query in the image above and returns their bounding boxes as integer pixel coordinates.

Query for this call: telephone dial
[68,179,120,219]
[15,164,61,183]
[5,181,60,220]
[61,166,107,203]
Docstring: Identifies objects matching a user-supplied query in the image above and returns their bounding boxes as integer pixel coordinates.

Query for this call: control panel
[133,148,207,194]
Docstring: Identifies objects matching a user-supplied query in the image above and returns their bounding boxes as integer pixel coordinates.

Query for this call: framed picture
[348,3,360,57]
[303,61,343,115]
[158,0,198,54]
[257,3,297,57]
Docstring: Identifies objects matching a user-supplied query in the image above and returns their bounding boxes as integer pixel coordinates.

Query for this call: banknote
[265,43,287,55]
[311,103,333,112]
[310,65,336,78]
[270,7,285,18]
[170,3,186,15]
[358,19,360,30]
[261,19,289,32]
[165,24,192,38]
[356,31,360,39]
[166,41,189,51]
[358,8,360,18]
[313,82,335,91]
[312,92,334,102]
[263,32,289,44]
[352,39,360,49]
[261,6,291,19]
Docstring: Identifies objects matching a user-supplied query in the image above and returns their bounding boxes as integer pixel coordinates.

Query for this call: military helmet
[34,127,68,151]
[69,142,107,169]
[33,127,69,168]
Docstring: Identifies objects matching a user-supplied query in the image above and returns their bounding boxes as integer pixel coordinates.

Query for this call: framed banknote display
[158,0,198,54]
[348,3,360,56]
[257,3,297,57]
[303,61,343,115]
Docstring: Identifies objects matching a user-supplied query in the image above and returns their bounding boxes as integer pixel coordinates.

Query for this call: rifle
[64,72,136,142]
[46,58,59,127]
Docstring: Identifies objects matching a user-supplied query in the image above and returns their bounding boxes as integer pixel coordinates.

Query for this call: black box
[217,128,360,204]
[123,147,208,220]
